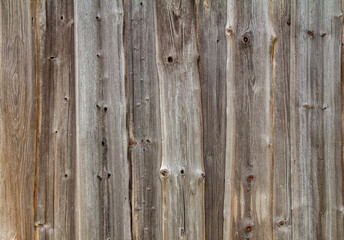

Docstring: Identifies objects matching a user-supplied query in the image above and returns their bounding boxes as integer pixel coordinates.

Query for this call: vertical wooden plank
[195,1,227,239]
[125,1,162,239]
[290,0,343,239]
[223,0,274,239]
[0,1,36,239]
[75,0,131,239]
[269,1,292,239]
[34,0,76,239]
[155,1,205,239]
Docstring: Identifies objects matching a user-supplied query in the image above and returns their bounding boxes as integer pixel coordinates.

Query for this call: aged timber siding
[34,1,76,239]
[155,1,205,239]
[0,1,36,239]
[125,0,162,239]
[0,1,343,240]
[75,0,130,239]
[290,0,343,239]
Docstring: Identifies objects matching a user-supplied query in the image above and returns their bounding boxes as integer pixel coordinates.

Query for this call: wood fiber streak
[195,1,227,239]
[155,1,205,239]
[223,0,274,239]
[269,0,292,239]
[0,1,36,239]
[75,0,130,239]
[125,1,162,239]
[290,0,344,239]
[34,0,76,239]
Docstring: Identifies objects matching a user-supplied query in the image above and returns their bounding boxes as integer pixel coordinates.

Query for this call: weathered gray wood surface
[290,0,343,239]
[223,0,274,239]
[0,1,343,240]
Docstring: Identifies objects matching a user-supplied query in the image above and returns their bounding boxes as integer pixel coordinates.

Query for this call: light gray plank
[155,1,205,239]
[75,0,130,239]
[223,0,274,239]
[290,0,343,239]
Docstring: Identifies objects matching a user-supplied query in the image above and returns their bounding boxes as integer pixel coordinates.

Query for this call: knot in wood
[160,169,169,179]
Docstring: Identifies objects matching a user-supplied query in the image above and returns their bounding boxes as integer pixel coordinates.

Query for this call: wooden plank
[125,1,162,239]
[155,1,205,239]
[34,0,76,239]
[0,1,36,239]
[223,1,274,239]
[75,0,131,239]
[195,1,227,239]
[269,1,292,239]
[290,0,343,239]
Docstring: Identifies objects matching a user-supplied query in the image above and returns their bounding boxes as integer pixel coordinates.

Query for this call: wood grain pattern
[0,1,344,239]
[270,1,292,239]
[290,0,343,239]
[195,1,227,239]
[34,0,76,239]
[223,0,274,239]
[75,0,130,239]
[0,1,36,239]
[155,1,205,239]
[125,1,162,239]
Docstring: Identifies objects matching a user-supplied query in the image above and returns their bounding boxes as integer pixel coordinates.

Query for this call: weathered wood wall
[0,0,343,239]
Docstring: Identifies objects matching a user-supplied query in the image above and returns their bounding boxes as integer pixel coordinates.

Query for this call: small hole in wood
[101,141,105,146]
[140,2,143,5]
[180,169,185,175]
[104,107,108,112]
[61,16,64,20]
[308,31,313,36]
[64,173,68,178]
[107,173,111,178]
[243,36,248,42]
[246,226,252,232]
[97,175,102,180]
[279,221,285,226]
[287,20,291,25]
[167,56,173,63]
[248,175,254,181]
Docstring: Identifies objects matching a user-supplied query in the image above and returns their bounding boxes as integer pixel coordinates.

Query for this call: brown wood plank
[0,1,36,239]
[34,0,76,239]
[125,0,162,239]
[195,1,227,239]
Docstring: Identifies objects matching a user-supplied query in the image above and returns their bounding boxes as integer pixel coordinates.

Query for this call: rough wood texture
[1,1,344,239]
[0,1,36,239]
[34,1,76,239]
[125,1,162,239]
[290,0,343,239]
[75,0,130,239]
[223,0,274,239]
[195,1,227,239]
[155,1,205,239]
[270,1,292,239]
